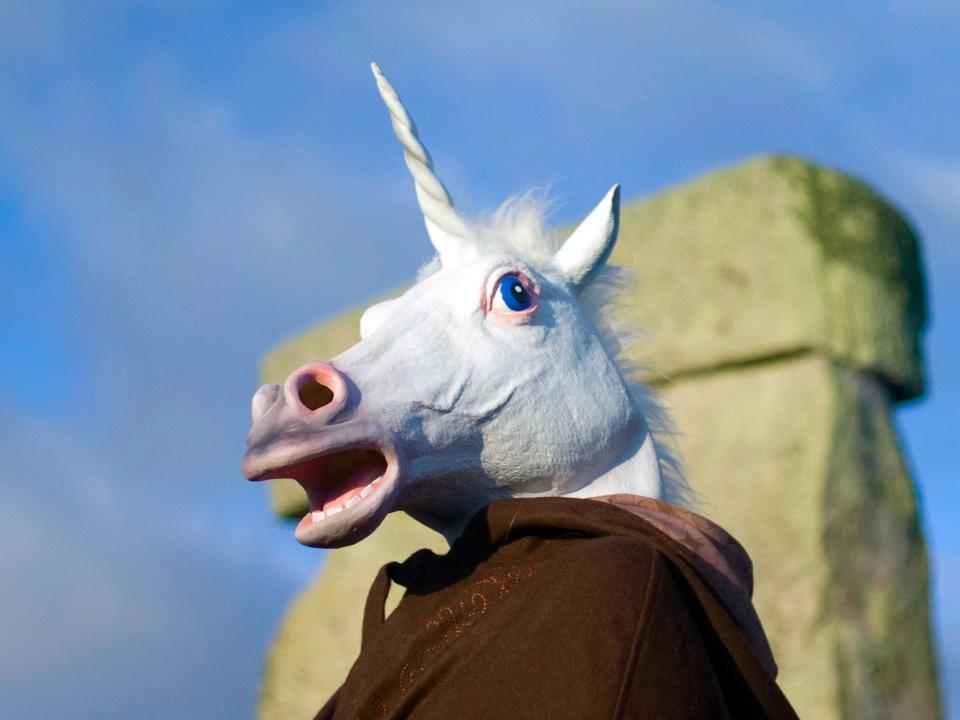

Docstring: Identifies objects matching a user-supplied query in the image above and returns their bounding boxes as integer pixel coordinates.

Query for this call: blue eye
[498,274,532,311]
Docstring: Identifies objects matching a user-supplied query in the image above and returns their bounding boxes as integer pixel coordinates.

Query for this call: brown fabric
[592,493,778,678]
[315,496,798,720]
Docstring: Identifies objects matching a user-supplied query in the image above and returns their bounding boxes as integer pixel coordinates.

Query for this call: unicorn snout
[284,362,349,419]
[244,359,400,549]
[251,383,281,424]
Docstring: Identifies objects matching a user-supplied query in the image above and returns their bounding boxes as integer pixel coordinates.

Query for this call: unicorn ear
[360,298,399,340]
[552,185,620,290]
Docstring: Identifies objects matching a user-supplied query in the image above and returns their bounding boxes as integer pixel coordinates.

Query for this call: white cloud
[0,48,434,483]
[282,0,826,128]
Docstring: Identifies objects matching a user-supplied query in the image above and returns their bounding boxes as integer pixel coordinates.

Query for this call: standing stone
[254,155,941,719]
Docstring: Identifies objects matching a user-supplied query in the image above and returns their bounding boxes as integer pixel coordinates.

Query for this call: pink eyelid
[486,272,540,319]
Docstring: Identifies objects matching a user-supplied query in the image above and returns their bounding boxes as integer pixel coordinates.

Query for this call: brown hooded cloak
[315,495,799,719]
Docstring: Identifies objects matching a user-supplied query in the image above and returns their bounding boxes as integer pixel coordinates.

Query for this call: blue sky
[1,2,957,718]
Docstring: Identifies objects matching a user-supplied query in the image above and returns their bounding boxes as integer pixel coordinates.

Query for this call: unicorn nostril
[285,363,349,417]
[298,376,334,411]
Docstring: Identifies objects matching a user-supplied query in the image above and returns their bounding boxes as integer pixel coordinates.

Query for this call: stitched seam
[612,553,662,720]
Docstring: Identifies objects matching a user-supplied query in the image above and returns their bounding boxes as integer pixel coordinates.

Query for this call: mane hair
[415,190,556,281]
[420,193,693,508]
[578,265,693,508]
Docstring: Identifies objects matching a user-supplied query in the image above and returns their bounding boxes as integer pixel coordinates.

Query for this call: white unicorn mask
[243,64,684,548]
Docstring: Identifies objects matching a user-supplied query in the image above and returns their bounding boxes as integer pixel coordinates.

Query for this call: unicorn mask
[242,65,682,549]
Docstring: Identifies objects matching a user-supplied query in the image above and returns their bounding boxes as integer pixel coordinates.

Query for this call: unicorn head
[242,64,684,548]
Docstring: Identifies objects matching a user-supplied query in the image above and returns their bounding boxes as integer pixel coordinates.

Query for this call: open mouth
[288,447,388,516]
[247,445,398,548]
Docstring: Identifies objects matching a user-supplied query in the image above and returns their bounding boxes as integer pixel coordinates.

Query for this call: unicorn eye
[492,273,538,315]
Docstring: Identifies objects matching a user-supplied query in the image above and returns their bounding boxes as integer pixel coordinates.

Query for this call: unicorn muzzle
[242,362,401,548]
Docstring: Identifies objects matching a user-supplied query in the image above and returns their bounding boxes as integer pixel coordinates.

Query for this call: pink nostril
[299,376,333,410]
[285,363,348,416]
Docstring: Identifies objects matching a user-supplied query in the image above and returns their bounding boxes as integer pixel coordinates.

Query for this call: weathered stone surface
[612,155,926,399]
[253,155,939,719]
[658,355,940,718]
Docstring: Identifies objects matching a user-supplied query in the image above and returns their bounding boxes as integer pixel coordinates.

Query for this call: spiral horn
[371,63,476,267]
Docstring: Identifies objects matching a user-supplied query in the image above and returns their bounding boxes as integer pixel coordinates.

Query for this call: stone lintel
[612,155,925,400]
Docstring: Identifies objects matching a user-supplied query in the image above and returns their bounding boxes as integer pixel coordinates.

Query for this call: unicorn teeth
[344,496,361,509]
[360,485,374,498]
[327,504,343,516]
[312,510,326,522]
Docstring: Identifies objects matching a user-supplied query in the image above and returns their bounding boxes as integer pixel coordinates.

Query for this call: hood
[455,494,778,678]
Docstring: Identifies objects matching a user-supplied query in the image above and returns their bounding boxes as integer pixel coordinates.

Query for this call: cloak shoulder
[316,496,798,720]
